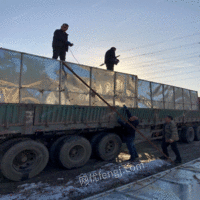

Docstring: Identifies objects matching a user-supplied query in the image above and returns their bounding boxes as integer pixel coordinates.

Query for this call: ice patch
[0,159,170,200]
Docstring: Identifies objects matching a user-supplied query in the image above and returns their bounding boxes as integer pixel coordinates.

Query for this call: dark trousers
[125,135,138,159]
[106,63,114,71]
[52,47,66,61]
[161,138,181,160]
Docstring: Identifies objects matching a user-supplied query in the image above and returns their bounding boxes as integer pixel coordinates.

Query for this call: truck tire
[58,136,91,169]
[181,127,195,143]
[96,133,122,161]
[1,140,49,181]
[194,126,200,141]
[0,138,29,167]
[178,130,182,139]
[49,136,69,164]
[90,132,107,158]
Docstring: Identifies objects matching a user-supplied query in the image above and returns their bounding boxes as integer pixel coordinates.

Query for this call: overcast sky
[0,0,200,93]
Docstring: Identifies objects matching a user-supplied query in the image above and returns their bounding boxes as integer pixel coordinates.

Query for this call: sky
[0,0,200,94]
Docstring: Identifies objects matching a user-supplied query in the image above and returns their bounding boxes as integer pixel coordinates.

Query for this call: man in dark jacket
[118,105,139,161]
[160,115,182,164]
[104,47,119,71]
[52,23,73,61]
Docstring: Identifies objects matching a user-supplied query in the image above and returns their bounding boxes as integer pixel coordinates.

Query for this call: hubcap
[105,140,115,153]
[13,150,38,171]
[69,145,84,161]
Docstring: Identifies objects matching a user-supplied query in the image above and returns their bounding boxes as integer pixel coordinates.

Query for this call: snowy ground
[0,159,170,200]
[1,139,200,200]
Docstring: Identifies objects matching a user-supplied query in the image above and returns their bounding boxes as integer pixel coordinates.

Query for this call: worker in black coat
[52,23,73,61]
[104,47,119,71]
[118,105,139,161]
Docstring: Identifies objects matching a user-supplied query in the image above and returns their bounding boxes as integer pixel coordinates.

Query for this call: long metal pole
[63,62,174,163]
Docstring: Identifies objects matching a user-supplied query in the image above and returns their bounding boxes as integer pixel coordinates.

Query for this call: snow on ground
[0,159,171,200]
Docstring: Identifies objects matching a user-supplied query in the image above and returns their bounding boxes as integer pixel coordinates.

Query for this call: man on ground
[118,105,139,162]
[160,115,182,164]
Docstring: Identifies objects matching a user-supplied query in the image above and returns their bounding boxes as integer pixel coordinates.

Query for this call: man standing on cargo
[104,47,119,71]
[52,23,73,61]
[160,115,182,164]
[118,105,139,162]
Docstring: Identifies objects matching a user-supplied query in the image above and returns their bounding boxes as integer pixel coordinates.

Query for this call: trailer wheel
[194,126,200,141]
[58,136,91,169]
[96,133,122,161]
[1,140,49,181]
[90,132,107,158]
[178,130,182,139]
[181,127,195,143]
[49,136,69,164]
[0,138,29,165]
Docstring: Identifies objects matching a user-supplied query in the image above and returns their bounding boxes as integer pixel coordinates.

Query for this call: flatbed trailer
[0,48,199,181]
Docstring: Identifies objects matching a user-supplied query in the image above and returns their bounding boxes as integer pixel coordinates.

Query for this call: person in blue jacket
[118,105,139,162]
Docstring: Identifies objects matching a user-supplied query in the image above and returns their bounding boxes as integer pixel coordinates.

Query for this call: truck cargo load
[0,48,199,181]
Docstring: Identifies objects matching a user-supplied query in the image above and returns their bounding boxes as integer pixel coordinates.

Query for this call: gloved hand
[123,105,128,110]
[115,59,119,65]
[66,41,73,47]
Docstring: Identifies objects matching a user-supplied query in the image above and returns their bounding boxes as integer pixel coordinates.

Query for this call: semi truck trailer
[0,48,199,181]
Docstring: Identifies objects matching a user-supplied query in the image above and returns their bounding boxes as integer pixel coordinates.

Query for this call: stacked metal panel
[0,49,21,103]
[0,48,198,110]
[137,80,151,108]
[91,68,115,106]
[151,82,164,109]
[61,63,90,106]
[164,85,174,109]
[21,54,60,104]
[191,90,198,110]
[115,73,137,108]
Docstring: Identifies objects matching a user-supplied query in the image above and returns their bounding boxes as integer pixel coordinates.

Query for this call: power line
[152,74,200,84]
[168,75,200,83]
[125,54,199,69]
[121,42,199,60]
[145,75,199,86]
[94,25,200,45]
[91,30,200,57]
[143,69,200,80]
[130,54,199,67]
[121,32,200,53]
[140,65,199,76]
[122,51,199,65]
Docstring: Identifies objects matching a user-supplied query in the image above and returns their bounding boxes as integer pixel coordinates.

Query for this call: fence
[0,48,198,110]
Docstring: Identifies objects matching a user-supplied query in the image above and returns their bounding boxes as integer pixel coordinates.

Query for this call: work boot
[159,156,168,160]
[174,158,182,164]
[127,156,139,162]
